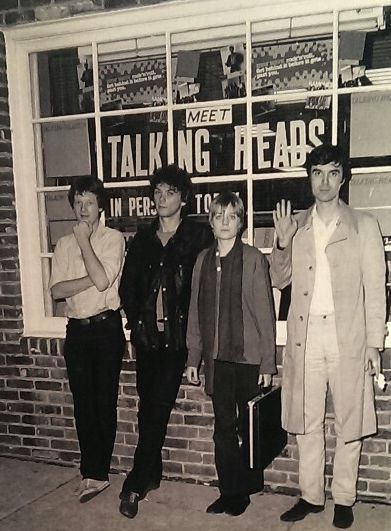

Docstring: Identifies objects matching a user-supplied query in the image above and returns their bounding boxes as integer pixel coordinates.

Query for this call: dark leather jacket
[119,217,213,353]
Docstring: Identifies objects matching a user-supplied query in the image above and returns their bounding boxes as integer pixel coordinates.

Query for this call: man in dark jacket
[118,164,213,519]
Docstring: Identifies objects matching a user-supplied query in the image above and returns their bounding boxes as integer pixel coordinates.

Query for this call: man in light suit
[270,144,386,529]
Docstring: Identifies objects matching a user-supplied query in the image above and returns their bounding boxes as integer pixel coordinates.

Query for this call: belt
[68,309,116,326]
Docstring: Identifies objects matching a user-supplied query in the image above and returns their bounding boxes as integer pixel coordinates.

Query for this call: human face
[210,204,242,242]
[153,183,185,220]
[310,161,344,204]
[73,192,101,228]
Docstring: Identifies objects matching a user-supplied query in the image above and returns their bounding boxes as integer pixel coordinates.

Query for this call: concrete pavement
[0,456,389,531]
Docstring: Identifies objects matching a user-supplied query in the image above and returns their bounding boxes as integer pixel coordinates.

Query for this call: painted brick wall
[0,0,390,504]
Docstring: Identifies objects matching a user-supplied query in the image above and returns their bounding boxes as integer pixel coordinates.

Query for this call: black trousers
[64,310,125,481]
[121,336,186,497]
[212,360,264,497]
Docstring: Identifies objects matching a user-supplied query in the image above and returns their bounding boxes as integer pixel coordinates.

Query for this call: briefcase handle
[258,384,273,396]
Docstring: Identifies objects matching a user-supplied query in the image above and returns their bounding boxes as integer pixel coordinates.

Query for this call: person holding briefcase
[186,192,276,517]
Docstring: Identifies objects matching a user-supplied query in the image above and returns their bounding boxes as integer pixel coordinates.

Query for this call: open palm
[272,200,298,248]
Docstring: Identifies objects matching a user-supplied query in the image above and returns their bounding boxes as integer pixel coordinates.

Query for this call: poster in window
[99,57,167,109]
[252,38,332,93]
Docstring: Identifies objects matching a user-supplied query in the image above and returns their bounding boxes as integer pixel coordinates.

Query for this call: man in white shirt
[270,144,386,529]
[50,176,125,503]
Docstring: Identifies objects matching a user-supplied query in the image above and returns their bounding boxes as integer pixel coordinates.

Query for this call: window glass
[36,119,96,187]
[338,92,391,169]
[101,113,168,182]
[251,37,333,95]
[251,100,332,174]
[32,48,93,118]
[171,25,246,103]
[42,191,76,253]
[173,104,246,177]
[98,37,167,110]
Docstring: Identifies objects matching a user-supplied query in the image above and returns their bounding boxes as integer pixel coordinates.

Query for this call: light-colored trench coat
[270,201,386,443]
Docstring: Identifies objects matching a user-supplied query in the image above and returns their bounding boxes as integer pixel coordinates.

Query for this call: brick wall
[0,0,390,504]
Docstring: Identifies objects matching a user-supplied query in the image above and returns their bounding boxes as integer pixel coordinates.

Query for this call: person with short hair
[186,192,276,517]
[50,176,126,503]
[270,144,386,529]
[118,164,213,519]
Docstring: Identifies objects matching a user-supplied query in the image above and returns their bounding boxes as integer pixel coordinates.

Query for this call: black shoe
[119,492,139,519]
[206,496,227,514]
[280,498,324,522]
[140,479,161,499]
[333,504,354,528]
[224,495,250,517]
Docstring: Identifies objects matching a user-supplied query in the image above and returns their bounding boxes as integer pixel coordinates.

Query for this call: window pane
[102,113,168,182]
[98,37,167,110]
[173,104,247,177]
[252,36,333,96]
[36,119,96,187]
[251,100,332,174]
[339,92,391,169]
[171,25,246,103]
[31,47,94,118]
[42,191,76,253]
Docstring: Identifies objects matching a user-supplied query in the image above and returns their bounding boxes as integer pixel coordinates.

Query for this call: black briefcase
[248,386,287,470]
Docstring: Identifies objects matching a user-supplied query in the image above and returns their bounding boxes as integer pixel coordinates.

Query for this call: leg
[91,314,125,479]
[64,326,98,480]
[296,315,328,506]
[212,361,240,498]
[281,315,329,522]
[121,345,186,497]
[327,316,362,507]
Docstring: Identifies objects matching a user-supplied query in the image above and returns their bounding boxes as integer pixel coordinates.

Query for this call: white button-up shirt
[309,207,339,316]
[49,223,125,318]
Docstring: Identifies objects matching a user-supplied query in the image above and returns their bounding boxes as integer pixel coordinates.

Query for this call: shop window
[6,0,391,336]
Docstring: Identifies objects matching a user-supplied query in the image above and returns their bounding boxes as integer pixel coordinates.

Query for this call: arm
[49,237,93,300]
[51,276,94,300]
[361,215,387,377]
[186,251,205,370]
[74,222,110,292]
[119,233,142,327]
[255,252,277,379]
[51,227,125,300]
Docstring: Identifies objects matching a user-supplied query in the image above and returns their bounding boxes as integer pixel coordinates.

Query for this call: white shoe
[74,478,88,496]
[78,478,110,503]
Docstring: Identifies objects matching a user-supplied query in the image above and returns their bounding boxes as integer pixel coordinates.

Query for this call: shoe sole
[79,484,110,503]
[280,506,324,522]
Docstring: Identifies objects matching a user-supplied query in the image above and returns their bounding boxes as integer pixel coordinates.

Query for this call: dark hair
[209,191,245,229]
[304,144,351,183]
[149,164,192,204]
[68,176,107,210]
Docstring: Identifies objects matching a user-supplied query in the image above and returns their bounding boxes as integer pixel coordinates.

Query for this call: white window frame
[4,0,391,338]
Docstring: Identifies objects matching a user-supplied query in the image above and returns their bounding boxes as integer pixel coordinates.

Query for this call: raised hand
[73,221,93,247]
[272,199,298,249]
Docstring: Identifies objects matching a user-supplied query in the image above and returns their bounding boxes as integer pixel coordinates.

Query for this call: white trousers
[297,314,362,507]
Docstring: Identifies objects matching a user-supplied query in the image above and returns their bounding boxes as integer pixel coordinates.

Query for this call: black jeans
[64,310,125,481]
[121,336,186,497]
[212,360,264,497]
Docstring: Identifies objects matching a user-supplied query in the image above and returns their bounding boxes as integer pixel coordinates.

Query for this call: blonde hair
[209,192,244,229]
